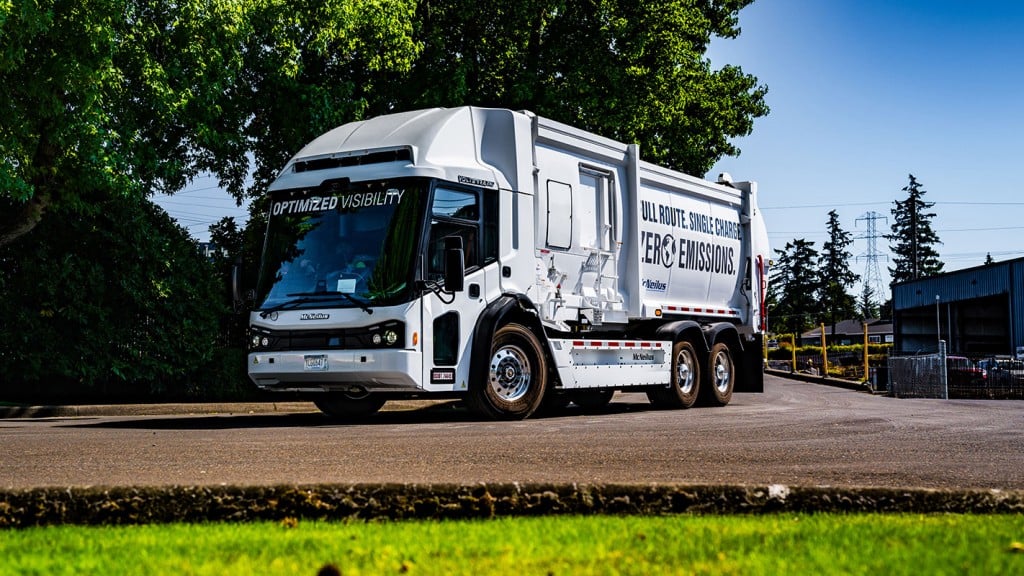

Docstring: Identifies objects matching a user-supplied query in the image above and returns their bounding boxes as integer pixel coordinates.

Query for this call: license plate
[304,354,328,371]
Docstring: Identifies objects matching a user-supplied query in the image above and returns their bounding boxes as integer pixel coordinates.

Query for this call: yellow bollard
[820,323,828,377]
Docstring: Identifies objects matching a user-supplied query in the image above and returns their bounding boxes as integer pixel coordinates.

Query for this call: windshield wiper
[259,291,373,318]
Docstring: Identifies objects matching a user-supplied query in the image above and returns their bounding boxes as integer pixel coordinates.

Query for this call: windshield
[255,178,427,311]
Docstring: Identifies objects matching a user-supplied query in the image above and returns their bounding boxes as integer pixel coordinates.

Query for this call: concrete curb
[1,483,1021,527]
[765,369,873,392]
[0,401,452,419]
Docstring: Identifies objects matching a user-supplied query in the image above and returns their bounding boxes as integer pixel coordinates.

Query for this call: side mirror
[443,236,465,293]
[231,260,243,305]
[231,258,254,311]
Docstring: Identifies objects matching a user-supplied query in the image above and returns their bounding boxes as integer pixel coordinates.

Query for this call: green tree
[0,0,252,246]
[887,174,944,284]
[226,0,420,198]
[817,210,859,331]
[0,0,421,245]
[858,283,880,320]
[0,191,225,400]
[378,0,768,176]
[768,239,820,337]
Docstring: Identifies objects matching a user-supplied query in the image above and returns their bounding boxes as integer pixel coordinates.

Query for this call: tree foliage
[858,283,880,320]
[1,0,767,244]
[817,210,859,330]
[0,191,225,399]
[0,0,421,245]
[768,239,820,337]
[887,174,944,284]
[0,0,256,245]
[389,0,768,176]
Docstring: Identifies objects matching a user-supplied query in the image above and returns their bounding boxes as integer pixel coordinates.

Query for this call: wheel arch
[468,294,549,391]
[654,320,709,356]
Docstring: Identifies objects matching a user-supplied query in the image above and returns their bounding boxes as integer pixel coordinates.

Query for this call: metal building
[892,257,1024,357]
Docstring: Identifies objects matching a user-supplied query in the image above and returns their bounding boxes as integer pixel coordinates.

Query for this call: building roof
[800,318,893,339]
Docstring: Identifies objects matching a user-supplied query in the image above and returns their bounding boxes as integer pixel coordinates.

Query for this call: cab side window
[429,187,491,281]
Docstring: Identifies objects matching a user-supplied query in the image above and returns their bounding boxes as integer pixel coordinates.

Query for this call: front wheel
[704,342,735,406]
[647,340,701,409]
[468,323,548,420]
[314,394,387,420]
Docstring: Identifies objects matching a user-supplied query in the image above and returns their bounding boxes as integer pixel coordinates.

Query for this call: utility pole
[910,195,919,280]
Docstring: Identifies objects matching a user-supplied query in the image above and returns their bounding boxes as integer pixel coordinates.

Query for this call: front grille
[249,321,404,352]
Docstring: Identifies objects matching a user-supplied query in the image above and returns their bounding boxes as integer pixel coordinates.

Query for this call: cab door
[420,185,500,392]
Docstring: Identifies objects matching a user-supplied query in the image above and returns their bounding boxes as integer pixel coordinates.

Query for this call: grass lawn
[1,513,1022,575]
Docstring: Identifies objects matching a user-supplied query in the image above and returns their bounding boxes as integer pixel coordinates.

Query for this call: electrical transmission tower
[855,211,888,304]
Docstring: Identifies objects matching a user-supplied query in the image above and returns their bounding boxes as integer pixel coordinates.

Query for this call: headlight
[384,330,398,346]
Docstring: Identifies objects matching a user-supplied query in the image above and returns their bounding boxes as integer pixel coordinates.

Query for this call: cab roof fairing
[271,107,523,192]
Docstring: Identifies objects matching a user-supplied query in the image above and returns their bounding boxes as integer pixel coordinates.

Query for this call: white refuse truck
[242,106,770,419]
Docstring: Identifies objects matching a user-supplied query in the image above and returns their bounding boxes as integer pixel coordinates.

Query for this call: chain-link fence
[888,350,947,399]
[887,343,1024,399]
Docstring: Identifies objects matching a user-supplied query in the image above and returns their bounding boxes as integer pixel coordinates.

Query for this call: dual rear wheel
[647,339,735,409]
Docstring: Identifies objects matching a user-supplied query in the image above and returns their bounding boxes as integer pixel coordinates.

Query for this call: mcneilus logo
[642,278,667,292]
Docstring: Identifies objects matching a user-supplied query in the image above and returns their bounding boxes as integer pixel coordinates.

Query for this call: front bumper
[248,348,421,393]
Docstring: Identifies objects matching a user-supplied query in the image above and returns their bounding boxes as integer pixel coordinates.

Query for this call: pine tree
[887,174,944,283]
[858,283,880,320]
[818,210,859,332]
[768,239,820,337]
[985,252,995,265]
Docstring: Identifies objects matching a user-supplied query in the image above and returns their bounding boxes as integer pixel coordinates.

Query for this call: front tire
[647,340,701,409]
[704,342,735,406]
[468,323,548,420]
[314,394,386,419]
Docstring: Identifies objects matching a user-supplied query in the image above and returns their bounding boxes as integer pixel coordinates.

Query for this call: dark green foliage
[0,0,257,246]
[0,194,228,401]
[817,210,859,330]
[858,283,880,320]
[768,239,820,336]
[887,174,944,284]
[374,0,768,177]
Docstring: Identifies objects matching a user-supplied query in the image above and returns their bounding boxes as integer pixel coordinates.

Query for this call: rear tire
[647,340,701,409]
[314,394,386,419]
[468,323,548,420]
[704,342,735,406]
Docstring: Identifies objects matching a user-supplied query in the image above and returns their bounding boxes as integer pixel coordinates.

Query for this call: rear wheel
[647,340,701,409]
[704,342,735,406]
[468,323,548,420]
[314,394,386,419]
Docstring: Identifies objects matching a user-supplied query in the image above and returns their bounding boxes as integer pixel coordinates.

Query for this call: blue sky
[159,0,1024,295]
[707,0,1024,292]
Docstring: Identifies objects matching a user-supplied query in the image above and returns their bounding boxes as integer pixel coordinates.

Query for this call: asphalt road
[1,375,1021,490]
